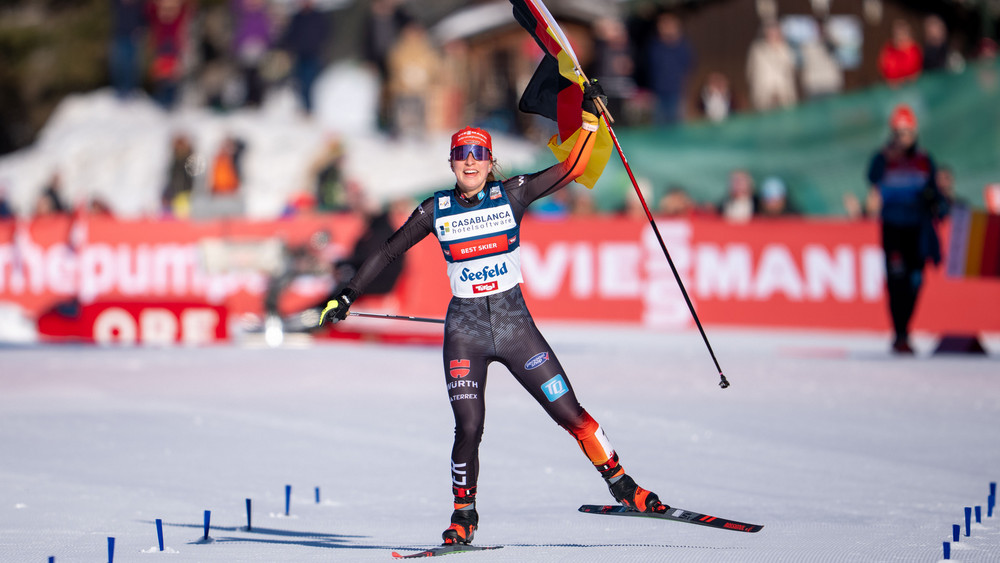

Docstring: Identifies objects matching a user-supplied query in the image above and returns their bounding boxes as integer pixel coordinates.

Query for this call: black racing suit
[346,164,620,499]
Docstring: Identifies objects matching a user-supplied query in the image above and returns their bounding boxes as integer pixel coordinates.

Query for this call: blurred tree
[0,0,110,154]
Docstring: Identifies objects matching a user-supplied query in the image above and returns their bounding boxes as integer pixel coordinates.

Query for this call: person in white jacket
[746,21,797,111]
[799,19,844,99]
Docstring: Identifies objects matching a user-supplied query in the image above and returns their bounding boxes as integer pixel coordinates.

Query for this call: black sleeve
[867,152,885,186]
[504,127,598,208]
[923,155,949,219]
[346,198,435,296]
[504,165,572,209]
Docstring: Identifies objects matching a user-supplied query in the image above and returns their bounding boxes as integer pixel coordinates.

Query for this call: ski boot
[441,503,478,545]
[892,336,914,355]
[608,474,669,513]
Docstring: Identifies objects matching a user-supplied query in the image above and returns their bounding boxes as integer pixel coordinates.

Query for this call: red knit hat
[889,104,917,130]
[450,127,492,153]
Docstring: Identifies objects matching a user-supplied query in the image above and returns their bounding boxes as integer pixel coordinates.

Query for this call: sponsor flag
[946,205,1000,279]
[510,0,612,188]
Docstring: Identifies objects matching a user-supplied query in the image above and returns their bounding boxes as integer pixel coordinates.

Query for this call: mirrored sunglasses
[450,145,491,161]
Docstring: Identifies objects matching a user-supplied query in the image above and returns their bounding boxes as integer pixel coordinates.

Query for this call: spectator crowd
[2,0,995,223]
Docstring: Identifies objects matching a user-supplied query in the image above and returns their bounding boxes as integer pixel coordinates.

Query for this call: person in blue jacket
[866,104,949,354]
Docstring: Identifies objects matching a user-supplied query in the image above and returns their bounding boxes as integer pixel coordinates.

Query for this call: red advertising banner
[396,217,1000,333]
[0,214,365,326]
[37,301,228,345]
[1,215,998,336]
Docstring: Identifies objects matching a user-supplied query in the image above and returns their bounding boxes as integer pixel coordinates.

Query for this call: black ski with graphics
[391,544,502,558]
[579,504,763,533]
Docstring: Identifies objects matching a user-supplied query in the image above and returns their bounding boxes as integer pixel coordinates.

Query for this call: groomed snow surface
[2,326,998,562]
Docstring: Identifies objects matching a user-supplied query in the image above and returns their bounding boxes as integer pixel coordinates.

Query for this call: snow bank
[0,62,540,220]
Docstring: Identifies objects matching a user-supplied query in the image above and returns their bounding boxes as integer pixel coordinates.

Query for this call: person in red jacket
[879,19,923,86]
[146,0,192,108]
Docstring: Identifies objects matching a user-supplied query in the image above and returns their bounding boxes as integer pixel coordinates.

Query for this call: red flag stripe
[516,0,570,60]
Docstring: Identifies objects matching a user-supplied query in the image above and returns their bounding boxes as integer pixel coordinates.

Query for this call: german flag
[946,205,1000,279]
[510,0,612,189]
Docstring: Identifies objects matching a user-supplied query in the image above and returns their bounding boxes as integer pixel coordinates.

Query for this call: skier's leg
[886,249,913,347]
[493,288,667,512]
[883,224,924,353]
[445,358,486,496]
[900,234,926,347]
[515,355,668,512]
[441,297,490,544]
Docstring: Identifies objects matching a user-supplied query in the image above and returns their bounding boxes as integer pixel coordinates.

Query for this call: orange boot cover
[567,411,624,479]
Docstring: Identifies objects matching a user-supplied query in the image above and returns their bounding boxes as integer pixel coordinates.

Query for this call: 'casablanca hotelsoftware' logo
[437,206,515,240]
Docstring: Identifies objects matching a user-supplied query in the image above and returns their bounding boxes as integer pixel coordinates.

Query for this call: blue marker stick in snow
[965,507,972,537]
[953,524,960,542]
[156,518,164,551]
[107,537,115,563]
[975,505,982,523]
[990,494,995,518]
[943,541,950,560]
[285,485,291,516]
[193,510,214,544]
[245,498,252,530]
[315,487,320,504]
[48,557,54,563]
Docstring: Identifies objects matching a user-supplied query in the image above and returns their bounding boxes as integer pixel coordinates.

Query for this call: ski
[391,544,502,558]
[579,504,763,533]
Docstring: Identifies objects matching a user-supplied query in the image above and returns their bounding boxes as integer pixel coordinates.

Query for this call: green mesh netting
[523,59,1000,216]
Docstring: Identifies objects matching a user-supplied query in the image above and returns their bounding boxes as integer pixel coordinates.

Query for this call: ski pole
[513,0,729,389]
[348,311,445,324]
[577,78,730,389]
[600,116,729,389]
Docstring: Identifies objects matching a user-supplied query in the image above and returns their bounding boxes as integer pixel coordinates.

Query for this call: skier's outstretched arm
[321,200,434,324]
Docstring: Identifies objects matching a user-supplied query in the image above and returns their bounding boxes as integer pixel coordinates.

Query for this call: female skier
[321,81,667,545]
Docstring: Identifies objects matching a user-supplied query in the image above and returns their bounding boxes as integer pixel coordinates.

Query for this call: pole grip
[576,66,615,125]
[594,97,615,124]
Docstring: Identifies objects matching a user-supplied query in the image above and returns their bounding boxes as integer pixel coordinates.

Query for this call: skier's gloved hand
[320,288,359,325]
[582,79,608,117]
